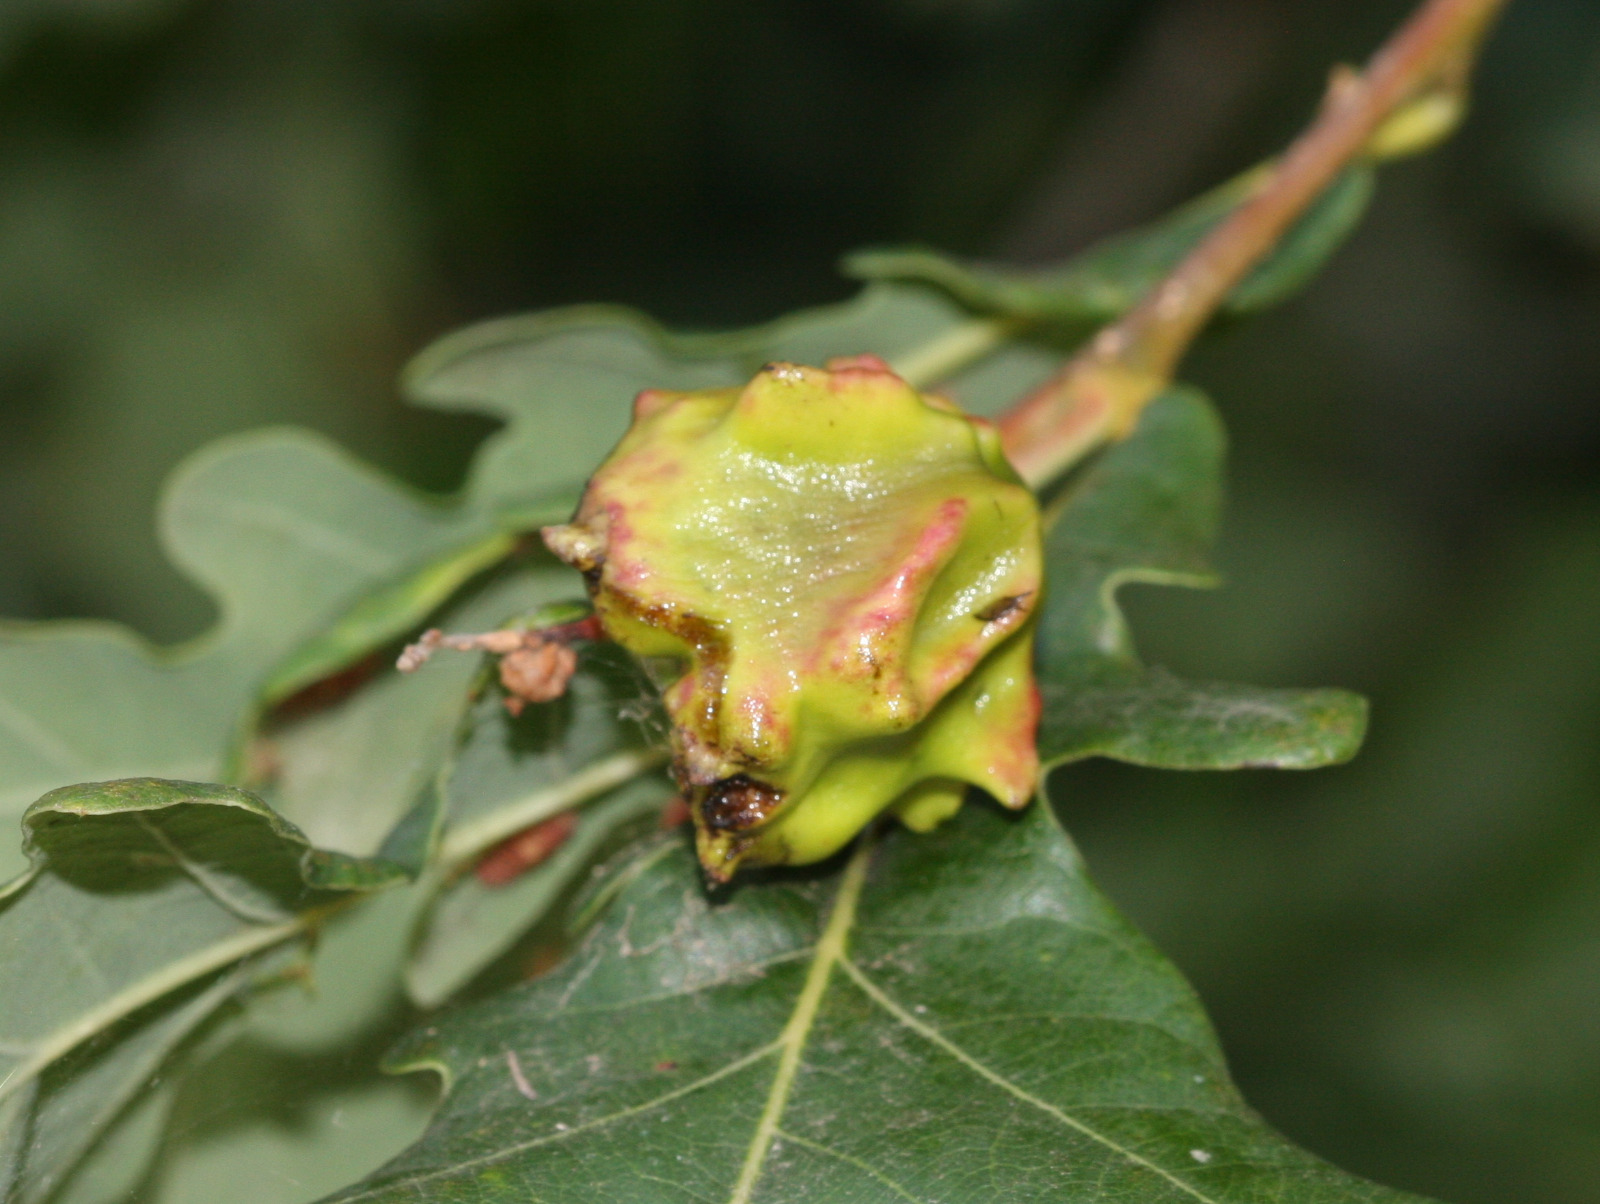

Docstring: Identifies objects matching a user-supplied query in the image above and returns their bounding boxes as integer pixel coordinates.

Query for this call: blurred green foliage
[2,1,1598,1201]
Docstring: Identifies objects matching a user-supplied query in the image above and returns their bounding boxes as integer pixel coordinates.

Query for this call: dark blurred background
[1,1,1597,1201]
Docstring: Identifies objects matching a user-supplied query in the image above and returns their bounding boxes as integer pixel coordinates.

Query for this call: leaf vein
[856,916,1122,941]
[772,1128,930,1203]
[134,816,290,924]
[210,499,397,576]
[934,1008,1227,1063]
[541,948,815,1018]
[330,1042,783,1203]
[840,956,1225,1204]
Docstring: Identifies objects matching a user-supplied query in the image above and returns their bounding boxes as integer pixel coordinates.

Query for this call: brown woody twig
[997,0,1509,488]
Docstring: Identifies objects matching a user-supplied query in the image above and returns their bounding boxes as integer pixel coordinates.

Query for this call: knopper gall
[544,355,1041,880]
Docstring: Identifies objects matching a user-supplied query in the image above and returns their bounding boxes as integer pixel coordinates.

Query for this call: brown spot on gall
[974,593,1032,624]
[699,774,784,832]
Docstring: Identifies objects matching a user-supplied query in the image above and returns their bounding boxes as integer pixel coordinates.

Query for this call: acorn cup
[544,354,1043,881]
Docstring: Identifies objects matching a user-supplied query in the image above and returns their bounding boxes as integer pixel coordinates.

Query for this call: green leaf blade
[844,165,1376,329]
[404,778,669,1009]
[0,778,397,1110]
[1041,672,1370,770]
[1036,385,1368,774]
[321,803,1431,1204]
[0,429,522,870]
[1037,387,1224,683]
[1,970,242,1204]
[259,528,523,707]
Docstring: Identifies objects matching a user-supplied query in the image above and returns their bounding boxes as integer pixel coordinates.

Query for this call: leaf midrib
[726,835,873,1204]
[334,831,1231,1203]
[0,912,308,1105]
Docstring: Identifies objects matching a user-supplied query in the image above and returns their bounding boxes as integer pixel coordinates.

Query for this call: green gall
[543,355,1041,880]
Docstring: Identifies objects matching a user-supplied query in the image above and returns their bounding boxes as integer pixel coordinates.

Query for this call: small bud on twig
[396,613,600,711]
[396,629,444,672]
[499,642,579,716]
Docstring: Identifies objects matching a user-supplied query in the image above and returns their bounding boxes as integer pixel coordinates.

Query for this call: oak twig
[996,0,1509,488]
